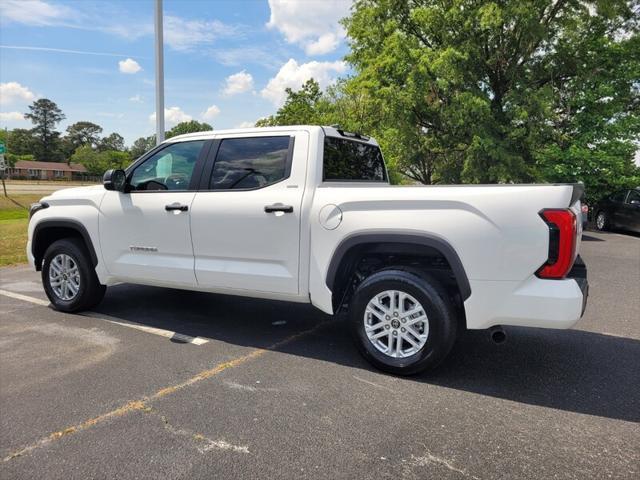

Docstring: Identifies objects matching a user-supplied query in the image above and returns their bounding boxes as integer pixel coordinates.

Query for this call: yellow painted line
[0,290,208,345]
[0,289,50,307]
[2,319,331,462]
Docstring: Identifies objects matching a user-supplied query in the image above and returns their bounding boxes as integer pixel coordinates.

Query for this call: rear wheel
[595,211,609,231]
[42,238,106,312]
[348,269,458,375]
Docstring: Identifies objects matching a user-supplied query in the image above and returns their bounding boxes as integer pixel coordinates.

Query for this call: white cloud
[261,59,347,106]
[212,47,284,69]
[306,33,342,56]
[164,15,238,51]
[0,82,36,106]
[0,45,140,58]
[1,2,238,48]
[201,105,221,121]
[222,71,254,96]
[235,121,255,128]
[119,58,142,74]
[129,94,142,103]
[0,0,77,27]
[0,111,25,122]
[149,107,192,127]
[267,0,351,55]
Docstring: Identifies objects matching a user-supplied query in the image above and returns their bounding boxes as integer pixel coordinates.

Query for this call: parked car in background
[594,188,640,233]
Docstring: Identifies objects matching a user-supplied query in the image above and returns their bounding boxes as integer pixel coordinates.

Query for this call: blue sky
[0,0,352,146]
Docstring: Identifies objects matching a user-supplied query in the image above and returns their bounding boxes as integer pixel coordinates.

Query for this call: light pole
[154,0,165,145]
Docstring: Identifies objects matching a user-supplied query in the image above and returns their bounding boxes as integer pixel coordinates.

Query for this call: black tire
[348,269,457,375]
[42,238,106,312]
[595,210,609,231]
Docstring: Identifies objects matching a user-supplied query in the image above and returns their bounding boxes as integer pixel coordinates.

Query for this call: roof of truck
[166,125,379,146]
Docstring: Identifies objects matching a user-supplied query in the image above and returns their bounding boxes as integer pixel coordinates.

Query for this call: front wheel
[348,269,458,375]
[42,238,106,312]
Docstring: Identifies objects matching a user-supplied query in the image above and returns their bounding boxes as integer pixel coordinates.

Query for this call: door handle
[165,203,189,212]
[264,203,293,213]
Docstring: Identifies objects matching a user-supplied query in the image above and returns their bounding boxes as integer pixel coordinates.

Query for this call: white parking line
[0,289,50,306]
[0,289,209,345]
[81,312,209,345]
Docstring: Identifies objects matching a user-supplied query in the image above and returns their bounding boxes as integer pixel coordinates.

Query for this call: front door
[190,132,308,295]
[620,189,640,231]
[99,139,209,286]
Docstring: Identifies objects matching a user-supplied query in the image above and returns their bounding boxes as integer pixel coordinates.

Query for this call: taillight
[536,209,577,279]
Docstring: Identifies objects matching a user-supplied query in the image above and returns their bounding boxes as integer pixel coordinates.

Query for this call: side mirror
[103,169,127,192]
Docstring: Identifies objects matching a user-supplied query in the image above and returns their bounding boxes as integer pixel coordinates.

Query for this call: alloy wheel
[363,290,429,358]
[49,253,81,301]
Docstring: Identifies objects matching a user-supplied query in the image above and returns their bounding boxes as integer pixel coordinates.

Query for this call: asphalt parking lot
[1,230,638,479]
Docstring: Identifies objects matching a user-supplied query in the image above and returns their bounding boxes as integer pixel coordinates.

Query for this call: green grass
[0,218,29,266]
[0,209,29,221]
[0,194,42,266]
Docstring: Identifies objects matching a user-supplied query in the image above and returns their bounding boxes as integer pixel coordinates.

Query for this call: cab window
[610,191,627,202]
[209,136,292,190]
[626,190,640,204]
[130,140,205,191]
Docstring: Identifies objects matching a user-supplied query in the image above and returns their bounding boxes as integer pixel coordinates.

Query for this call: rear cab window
[209,136,293,190]
[322,134,387,182]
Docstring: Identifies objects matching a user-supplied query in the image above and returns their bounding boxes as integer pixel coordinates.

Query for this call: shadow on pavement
[581,234,605,242]
[93,283,640,424]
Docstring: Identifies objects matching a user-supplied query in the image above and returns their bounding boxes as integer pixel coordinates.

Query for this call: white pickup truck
[27,126,588,374]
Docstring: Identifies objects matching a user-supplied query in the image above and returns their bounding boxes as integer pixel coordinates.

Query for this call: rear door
[99,140,210,286]
[190,131,308,295]
[609,191,627,226]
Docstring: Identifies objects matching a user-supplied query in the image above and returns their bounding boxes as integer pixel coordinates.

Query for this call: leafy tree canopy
[343,0,640,198]
[70,146,132,176]
[3,129,37,157]
[65,121,103,150]
[24,98,65,162]
[165,120,213,139]
[99,132,126,152]
[130,135,156,159]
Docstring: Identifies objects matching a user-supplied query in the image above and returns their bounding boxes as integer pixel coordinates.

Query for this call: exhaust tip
[489,326,506,344]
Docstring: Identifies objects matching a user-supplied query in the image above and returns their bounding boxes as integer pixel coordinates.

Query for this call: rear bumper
[464,256,589,330]
[568,255,589,316]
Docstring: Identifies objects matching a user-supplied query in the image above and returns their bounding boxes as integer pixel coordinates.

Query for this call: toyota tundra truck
[27,126,588,374]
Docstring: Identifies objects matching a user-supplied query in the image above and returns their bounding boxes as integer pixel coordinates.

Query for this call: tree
[165,120,212,139]
[99,132,125,152]
[344,0,640,193]
[70,146,101,174]
[24,98,65,161]
[70,146,131,176]
[130,135,156,159]
[65,121,103,151]
[254,79,409,183]
[5,129,37,156]
[99,150,132,170]
[257,79,333,126]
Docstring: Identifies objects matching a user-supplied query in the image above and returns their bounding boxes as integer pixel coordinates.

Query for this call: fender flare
[325,233,471,301]
[32,219,99,270]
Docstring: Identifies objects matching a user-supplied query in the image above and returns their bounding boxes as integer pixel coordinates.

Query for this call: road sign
[0,142,5,154]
